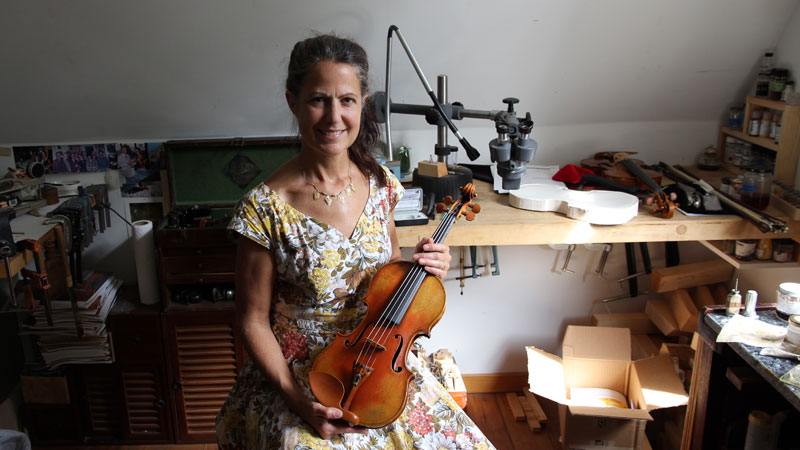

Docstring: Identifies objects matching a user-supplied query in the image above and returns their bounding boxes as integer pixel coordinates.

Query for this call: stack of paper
[21,271,122,369]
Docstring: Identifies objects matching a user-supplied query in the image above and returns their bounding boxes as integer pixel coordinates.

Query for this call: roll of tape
[56,180,81,197]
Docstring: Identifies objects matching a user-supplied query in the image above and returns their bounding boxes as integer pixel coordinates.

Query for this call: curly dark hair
[286,33,386,186]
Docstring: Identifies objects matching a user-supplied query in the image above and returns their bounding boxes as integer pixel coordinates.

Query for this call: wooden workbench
[395,179,800,248]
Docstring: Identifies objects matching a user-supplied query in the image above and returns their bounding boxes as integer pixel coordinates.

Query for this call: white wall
[2,0,799,374]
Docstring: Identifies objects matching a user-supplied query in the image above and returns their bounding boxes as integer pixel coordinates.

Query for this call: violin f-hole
[391,334,404,373]
[344,324,370,348]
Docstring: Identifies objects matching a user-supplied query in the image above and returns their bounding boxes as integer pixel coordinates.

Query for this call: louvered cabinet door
[120,365,172,442]
[77,365,124,442]
[164,308,244,443]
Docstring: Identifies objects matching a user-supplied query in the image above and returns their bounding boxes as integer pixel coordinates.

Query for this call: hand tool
[18,239,53,325]
[584,243,612,279]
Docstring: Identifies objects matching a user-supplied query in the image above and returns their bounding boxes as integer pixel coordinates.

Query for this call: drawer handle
[172,379,183,390]
[155,399,166,408]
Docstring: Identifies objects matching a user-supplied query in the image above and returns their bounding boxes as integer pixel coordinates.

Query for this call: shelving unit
[699,239,800,269]
[717,96,800,186]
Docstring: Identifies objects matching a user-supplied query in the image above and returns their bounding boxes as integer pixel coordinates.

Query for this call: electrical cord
[97,201,133,227]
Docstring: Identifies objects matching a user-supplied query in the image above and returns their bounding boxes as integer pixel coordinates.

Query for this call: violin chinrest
[309,371,360,425]
[509,184,639,225]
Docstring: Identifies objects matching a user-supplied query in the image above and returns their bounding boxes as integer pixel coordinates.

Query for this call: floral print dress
[217,167,494,450]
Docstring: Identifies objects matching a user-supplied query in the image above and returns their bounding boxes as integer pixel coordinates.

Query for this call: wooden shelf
[720,126,779,152]
[699,239,800,270]
[395,180,800,247]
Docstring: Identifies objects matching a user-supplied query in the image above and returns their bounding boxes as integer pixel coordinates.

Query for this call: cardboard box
[527,326,689,450]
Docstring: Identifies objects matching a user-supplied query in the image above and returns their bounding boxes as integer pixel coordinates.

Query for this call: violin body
[309,260,446,428]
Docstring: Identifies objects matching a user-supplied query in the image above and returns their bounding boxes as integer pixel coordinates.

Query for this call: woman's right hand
[294,398,368,439]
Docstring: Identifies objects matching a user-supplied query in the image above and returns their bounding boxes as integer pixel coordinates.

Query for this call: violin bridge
[364,338,387,352]
[352,362,374,386]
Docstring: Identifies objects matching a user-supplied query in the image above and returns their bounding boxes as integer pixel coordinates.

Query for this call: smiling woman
[214,34,491,450]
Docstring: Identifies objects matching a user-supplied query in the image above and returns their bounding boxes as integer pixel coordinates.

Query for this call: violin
[309,184,479,428]
[581,152,676,219]
[580,152,662,189]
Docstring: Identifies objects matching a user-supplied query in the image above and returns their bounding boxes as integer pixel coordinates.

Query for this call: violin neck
[386,202,460,325]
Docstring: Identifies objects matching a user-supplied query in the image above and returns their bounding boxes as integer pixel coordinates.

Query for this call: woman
[216,34,494,449]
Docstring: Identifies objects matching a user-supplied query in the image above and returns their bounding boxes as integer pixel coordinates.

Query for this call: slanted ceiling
[0,0,797,144]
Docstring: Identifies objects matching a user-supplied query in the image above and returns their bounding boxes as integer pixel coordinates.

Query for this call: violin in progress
[309,184,480,428]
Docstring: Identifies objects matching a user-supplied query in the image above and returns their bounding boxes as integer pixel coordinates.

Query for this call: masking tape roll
[55,180,81,197]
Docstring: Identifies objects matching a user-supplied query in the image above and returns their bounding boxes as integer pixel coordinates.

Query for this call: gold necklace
[307,165,356,206]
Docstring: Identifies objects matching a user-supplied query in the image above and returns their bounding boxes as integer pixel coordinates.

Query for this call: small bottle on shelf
[748,110,762,136]
[759,111,772,137]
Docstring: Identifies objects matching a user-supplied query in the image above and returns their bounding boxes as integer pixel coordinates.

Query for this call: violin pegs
[443,195,453,206]
[436,203,446,213]
[465,211,476,221]
[470,203,481,214]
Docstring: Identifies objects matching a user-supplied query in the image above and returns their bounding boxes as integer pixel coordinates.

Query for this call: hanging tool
[618,243,652,292]
[658,163,788,233]
[584,243,613,279]
[18,239,53,326]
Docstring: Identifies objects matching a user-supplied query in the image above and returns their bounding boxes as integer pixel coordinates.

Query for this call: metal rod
[385,25,480,161]
[659,163,787,233]
[385,28,394,160]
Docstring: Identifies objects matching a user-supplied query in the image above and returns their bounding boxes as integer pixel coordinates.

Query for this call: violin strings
[353,208,456,374]
[353,203,460,377]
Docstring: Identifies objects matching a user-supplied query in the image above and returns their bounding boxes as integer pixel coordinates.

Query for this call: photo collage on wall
[13,142,165,198]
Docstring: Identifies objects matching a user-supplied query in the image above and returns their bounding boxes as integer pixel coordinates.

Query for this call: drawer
[163,272,235,285]
[161,255,235,275]
[110,315,164,364]
[159,246,235,257]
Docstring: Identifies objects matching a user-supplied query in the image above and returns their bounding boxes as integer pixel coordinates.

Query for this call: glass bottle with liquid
[741,166,772,210]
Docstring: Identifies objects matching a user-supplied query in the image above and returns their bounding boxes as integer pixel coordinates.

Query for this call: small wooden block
[651,260,733,293]
[645,298,682,336]
[505,392,526,422]
[417,161,448,178]
[666,289,700,333]
[518,396,542,432]
[691,285,716,308]
[523,390,548,423]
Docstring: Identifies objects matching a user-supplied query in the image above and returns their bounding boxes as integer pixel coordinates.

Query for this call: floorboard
[33,392,561,450]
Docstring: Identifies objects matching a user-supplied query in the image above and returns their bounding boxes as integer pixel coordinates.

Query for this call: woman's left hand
[412,237,451,278]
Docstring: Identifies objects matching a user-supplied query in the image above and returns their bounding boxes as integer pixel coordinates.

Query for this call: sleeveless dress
[216,168,494,450]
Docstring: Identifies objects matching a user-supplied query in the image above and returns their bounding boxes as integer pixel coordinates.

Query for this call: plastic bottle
[759,111,772,137]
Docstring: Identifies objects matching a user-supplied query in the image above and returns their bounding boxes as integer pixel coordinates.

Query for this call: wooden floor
[35,392,560,450]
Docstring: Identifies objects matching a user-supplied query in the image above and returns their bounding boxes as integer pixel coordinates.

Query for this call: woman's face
[287,60,363,159]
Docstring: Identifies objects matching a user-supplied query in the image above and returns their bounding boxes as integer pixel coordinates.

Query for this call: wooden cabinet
[718,96,800,185]
[24,297,245,445]
[110,310,172,443]
[163,308,245,443]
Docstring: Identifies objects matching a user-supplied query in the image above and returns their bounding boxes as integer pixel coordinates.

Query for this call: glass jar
[697,145,721,170]
[728,106,744,130]
[769,68,788,101]
[755,238,773,260]
[741,166,772,210]
[735,239,757,261]
[773,239,796,263]
[777,282,800,320]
